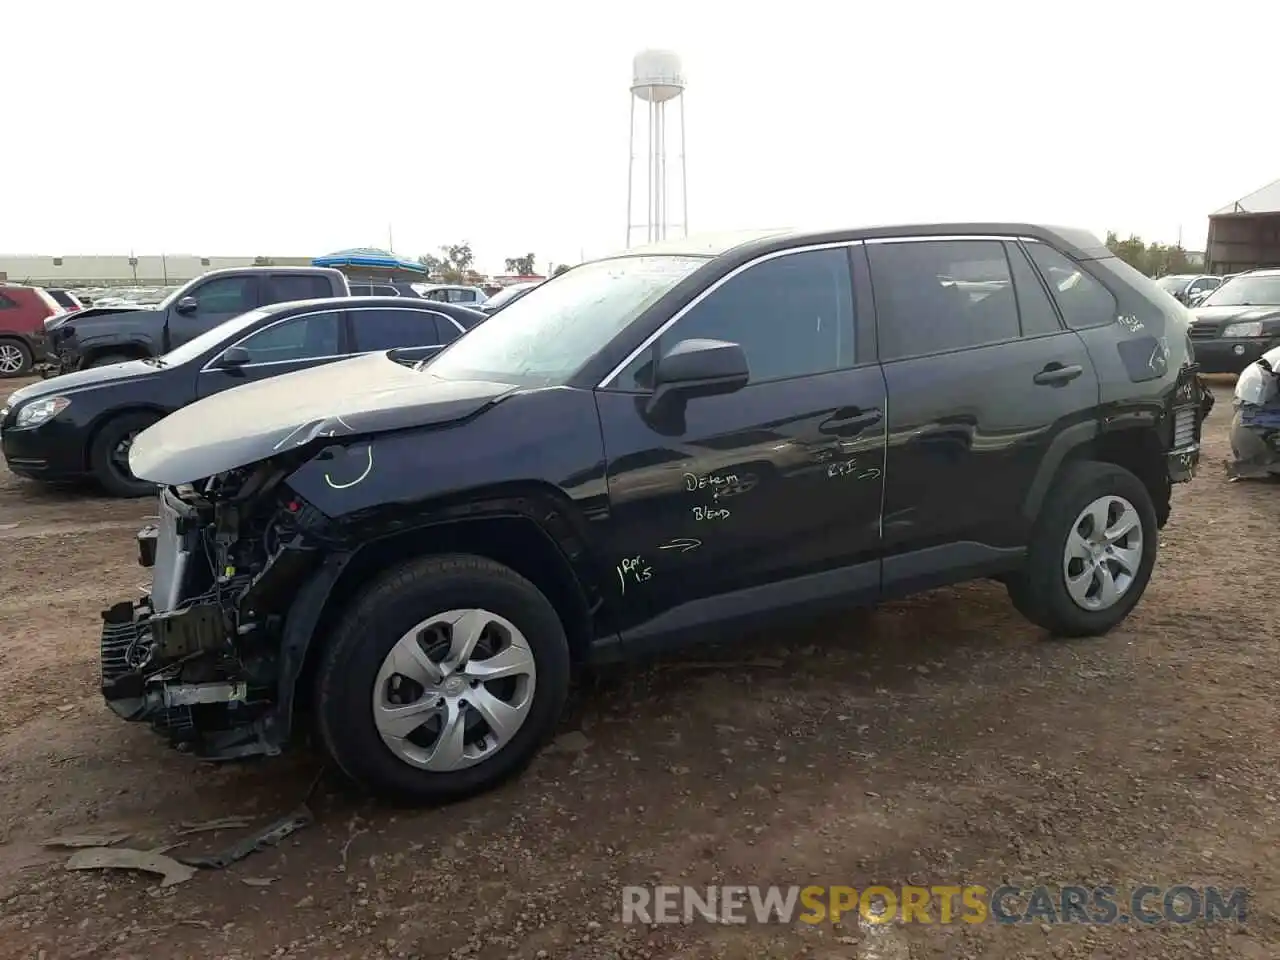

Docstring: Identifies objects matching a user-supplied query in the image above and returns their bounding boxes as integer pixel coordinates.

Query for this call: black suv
[100,224,1208,803]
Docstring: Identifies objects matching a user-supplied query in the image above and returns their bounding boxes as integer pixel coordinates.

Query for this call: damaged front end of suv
[1228,345,1280,480]
[101,451,339,760]
[95,348,534,764]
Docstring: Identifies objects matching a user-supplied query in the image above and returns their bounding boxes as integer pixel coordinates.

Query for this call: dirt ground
[0,374,1277,960]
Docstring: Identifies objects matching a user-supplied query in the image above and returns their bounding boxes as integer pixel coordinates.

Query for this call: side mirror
[213,345,250,369]
[176,295,198,314]
[646,338,748,415]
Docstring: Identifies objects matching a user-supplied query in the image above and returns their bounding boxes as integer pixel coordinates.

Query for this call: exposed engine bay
[1229,350,1280,479]
[100,460,325,759]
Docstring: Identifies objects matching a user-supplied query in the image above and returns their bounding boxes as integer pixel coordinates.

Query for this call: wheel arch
[82,405,170,471]
[81,339,153,366]
[1024,418,1171,529]
[273,513,601,745]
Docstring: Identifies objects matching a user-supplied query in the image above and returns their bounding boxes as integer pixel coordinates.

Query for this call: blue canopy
[312,247,427,274]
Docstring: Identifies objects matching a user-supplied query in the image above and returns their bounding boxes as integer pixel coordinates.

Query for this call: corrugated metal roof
[1212,177,1280,216]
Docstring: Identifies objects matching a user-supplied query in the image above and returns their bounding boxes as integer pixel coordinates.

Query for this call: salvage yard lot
[0,375,1277,960]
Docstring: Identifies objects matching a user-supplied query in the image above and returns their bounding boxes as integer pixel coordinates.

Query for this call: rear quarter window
[1023,242,1118,330]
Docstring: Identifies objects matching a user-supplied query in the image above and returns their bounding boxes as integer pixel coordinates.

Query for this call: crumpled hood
[129,352,519,484]
[1191,304,1280,324]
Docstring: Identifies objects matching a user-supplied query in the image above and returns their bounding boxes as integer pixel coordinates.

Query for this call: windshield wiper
[142,357,167,367]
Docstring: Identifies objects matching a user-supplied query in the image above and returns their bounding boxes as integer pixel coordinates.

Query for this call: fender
[267,501,610,745]
[1021,420,1098,521]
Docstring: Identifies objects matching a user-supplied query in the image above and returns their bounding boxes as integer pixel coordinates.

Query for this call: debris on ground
[64,847,197,887]
[42,832,132,849]
[176,805,312,870]
[176,817,254,836]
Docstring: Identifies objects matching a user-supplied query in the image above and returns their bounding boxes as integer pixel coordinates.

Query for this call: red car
[0,285,58,378]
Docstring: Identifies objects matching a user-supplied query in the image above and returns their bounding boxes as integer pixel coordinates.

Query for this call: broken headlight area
[101,460,327,759]
[1229,357,1280,479]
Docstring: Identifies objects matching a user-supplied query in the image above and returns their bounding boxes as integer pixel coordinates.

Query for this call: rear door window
[266,274,333,303]
[1023,241,1118,330]
[352,308,447,352]
[867,239,1020,360]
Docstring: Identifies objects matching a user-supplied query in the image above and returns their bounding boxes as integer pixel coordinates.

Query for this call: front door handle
[820,408,883,435]
[1033,362,1084,386]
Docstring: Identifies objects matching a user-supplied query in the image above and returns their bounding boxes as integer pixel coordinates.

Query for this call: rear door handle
[1033,362,1084,386]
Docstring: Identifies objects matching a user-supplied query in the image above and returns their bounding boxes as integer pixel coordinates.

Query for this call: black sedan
[0,296,484,497]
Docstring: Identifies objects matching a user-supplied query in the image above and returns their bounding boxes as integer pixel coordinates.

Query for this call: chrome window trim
[865,234,1015,245]
[596,239,865,390]
[198,304,461,373]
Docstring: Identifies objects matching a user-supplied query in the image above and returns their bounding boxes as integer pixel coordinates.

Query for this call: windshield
[1156,275,1190,293]
[1200,275,1280,307]
[156,308,274,366]
[424,255,706,385]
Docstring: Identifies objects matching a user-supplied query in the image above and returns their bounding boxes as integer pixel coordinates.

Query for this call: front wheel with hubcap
[1008,460,1158,638]
[316,554,571,803]
[88,411,160,497]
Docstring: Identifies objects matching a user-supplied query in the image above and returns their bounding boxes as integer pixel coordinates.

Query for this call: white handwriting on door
[826,457,881,482]
[615,555,653,595]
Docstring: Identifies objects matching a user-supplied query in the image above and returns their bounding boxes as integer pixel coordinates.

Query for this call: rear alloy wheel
[316,554,570,804]
[0,339,32,378]
[88,412,160,498]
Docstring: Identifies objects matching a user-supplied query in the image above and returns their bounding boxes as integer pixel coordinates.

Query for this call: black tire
[1007,460,1158,638]
[87,353,138,369]
[0,338,33,378]
[315,553,571,804]
[88,411,161,498]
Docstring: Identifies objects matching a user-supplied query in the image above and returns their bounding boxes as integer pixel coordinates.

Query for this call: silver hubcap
[1063,495,1144,611]
[0,344,23,373]
[372,609,537,772]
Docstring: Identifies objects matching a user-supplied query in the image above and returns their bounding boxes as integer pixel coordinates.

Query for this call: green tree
[420,243,474,283]
[504,253,537,275]
[1104,231,1192,278]
[552,263,572,277]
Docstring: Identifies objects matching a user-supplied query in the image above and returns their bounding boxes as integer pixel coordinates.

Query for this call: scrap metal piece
[177,805,312,870]
[42,832,132,849]
[65,846,197,887]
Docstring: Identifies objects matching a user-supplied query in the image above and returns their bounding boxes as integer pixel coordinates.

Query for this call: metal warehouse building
[0,254,313,287]
[1206,178,1280,275]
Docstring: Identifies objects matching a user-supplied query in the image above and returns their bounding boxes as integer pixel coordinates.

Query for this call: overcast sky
[4,1,1276,273]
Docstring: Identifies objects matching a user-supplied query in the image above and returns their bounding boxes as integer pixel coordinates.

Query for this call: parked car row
[55,222,1209,805]
[2,274,486,494]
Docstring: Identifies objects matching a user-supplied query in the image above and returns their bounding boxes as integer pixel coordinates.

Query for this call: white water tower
[626,49,688,247]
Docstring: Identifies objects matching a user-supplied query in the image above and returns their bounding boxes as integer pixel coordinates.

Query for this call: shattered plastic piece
[65,847,197,887]
[241,876,277,887]
[43,832,132,849]
[177,805,312,870]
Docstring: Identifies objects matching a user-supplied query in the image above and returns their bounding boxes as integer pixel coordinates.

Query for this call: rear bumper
[1191,338,1276,374]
